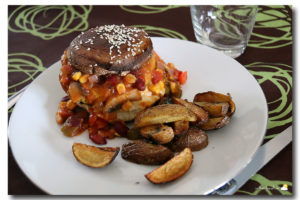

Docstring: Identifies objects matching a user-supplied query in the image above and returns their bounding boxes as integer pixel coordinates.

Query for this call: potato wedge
[121,140,173,165]
[173,120,189,135]
[170,127,208,152]
[140,124,174,144]
[173,97,208,124]
[145,148,193,184]
[200,116,230,130]
[193,91,235,116]
[72,143,119,168]
[194,102,229,117]
[134,104,197,128]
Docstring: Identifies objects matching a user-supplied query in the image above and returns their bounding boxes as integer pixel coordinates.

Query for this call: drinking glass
[190,5,257,58]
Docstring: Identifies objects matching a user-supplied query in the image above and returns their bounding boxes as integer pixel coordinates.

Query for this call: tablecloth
[8,5,292,195]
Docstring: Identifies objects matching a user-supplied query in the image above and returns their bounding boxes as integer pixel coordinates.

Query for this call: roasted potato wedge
[169,127,208,152]
[194,102,229,117]
[173,97,208,124]
[72,143,119,168]
[134,104,197,128]
[121,140,173,165]
[145,148,193,184]
[193,91,235,116]
[200,116,230,130]
[173,120,189,135]
[140,124,174,144]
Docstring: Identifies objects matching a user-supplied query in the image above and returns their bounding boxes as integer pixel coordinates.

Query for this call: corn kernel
[124,74,136,84]
[79,74,89,84]
[116,83,126,94]
[72,72,82,81]
[148,81,165,96]
[66,100,76,110]
[122,101,132,111]
[149,55,156,71]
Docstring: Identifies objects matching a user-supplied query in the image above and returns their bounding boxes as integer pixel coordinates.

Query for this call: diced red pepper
[151,70,163,84]
[179,71,187,85]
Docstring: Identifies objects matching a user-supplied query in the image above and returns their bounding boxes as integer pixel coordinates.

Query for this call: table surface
[8,5,292,195]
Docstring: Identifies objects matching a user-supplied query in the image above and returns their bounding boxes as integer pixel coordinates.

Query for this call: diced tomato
[113,121,129,137]
[151,70,163,84]
[89,132,107,144]
[61,65,74,76]
[179,71,187,85]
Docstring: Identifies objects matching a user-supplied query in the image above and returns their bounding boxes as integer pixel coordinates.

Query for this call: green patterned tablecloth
[8,5,292,195]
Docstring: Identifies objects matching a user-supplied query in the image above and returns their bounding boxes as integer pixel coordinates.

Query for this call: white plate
[8,37,268,195]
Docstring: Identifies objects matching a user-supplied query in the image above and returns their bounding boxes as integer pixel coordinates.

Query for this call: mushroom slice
[140,124,174,144]
[145,148,193,184]
[72,143,119,168]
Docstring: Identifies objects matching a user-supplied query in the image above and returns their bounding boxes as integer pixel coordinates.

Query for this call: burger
[56,24,187,144]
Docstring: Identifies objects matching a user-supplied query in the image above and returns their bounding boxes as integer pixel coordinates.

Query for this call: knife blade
[210,125,292,195]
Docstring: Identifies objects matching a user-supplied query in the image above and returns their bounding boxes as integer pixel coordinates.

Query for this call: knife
[210,125,292,195]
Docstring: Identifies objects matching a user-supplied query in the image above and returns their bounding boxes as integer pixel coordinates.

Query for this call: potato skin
[169,127,208,152]
[121,140,173,165]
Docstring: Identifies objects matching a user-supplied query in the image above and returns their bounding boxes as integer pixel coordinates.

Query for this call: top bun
[67,25,153,76]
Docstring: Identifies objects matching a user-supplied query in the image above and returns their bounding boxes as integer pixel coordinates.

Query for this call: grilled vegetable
[72,143,119,168]
[121,140,173,165]
[134,104,197,128]
[173,97,208,124]
[145,148,193,184]
[169,127,208,152]
[140,124,174,144]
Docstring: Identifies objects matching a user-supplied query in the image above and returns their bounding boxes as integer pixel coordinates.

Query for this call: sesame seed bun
[67,25,153,76]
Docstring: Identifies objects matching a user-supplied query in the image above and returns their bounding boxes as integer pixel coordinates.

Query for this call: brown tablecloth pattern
[8,5,292,195]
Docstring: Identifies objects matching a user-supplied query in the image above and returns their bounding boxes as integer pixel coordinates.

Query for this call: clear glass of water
[190,5,258,58]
